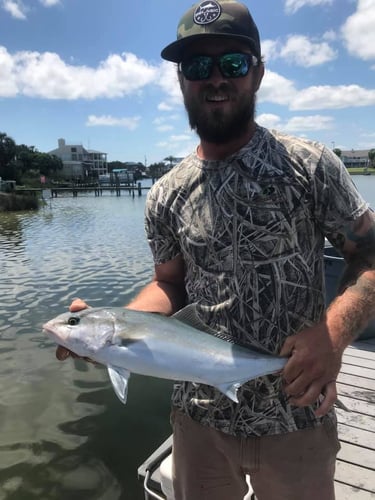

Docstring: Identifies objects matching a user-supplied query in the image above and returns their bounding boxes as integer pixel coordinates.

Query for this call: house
[341,149,370,168]
[48,139,108,180]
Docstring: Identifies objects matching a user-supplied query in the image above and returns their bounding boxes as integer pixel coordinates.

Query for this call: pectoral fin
[107,366,130,404]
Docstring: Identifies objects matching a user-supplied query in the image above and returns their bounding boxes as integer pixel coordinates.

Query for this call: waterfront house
[48,139,108,180]
[341,149,370,168]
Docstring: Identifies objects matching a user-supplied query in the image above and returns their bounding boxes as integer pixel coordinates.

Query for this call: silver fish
[43,304,287,404]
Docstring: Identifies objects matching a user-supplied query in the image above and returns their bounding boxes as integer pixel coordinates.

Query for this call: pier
[50,182,149,198]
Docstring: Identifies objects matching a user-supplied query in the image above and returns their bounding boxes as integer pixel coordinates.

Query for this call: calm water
[0,176,374,500]
[0,182,173,500]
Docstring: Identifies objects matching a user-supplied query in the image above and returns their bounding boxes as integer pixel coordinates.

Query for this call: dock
[50,183,149,197]
[335,337,375,498]
[138,337,375,499]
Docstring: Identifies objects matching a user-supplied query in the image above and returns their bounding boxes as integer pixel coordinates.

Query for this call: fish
[43,304,287,404]
[43,304,349,411]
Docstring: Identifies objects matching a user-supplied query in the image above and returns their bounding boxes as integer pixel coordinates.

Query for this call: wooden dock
[335,337,375,499]
[138,338,375,499]
[50,183,149,197]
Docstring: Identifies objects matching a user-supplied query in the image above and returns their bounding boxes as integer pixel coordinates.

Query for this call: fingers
[315,381,337,417]
[279,335,295,357]
[69,298,89,312]
[285,378,338,416]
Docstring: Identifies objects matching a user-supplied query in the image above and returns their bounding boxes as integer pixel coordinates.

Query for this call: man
[58,1,375,498]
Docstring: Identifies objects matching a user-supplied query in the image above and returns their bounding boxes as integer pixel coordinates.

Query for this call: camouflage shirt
[144,125,368,437]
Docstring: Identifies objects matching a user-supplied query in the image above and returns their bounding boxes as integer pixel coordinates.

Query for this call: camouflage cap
[161,0,261,62]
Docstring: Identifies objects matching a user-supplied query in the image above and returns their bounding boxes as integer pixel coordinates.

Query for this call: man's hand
[55,298,89,361]
[279,320,344,417]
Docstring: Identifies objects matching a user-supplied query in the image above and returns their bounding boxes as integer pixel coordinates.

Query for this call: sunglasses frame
[179,52,259,81]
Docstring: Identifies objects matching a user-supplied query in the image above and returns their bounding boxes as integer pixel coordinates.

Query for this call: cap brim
[161,33,260,62]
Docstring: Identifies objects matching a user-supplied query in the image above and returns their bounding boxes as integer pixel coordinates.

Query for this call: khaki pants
[171,409,340,500]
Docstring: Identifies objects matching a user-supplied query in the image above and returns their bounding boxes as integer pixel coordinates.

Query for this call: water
[0,182,173,500]
[0,175,374,500]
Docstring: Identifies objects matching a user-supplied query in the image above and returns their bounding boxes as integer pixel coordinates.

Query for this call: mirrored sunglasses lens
[219,54,250,78]
[181,56,212,80]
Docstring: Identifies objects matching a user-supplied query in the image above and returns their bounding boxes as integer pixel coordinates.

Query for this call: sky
[0,0,374,165]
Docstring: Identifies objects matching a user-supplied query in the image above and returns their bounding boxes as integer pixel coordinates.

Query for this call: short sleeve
[144,181,181,265]
[312,147,368,234]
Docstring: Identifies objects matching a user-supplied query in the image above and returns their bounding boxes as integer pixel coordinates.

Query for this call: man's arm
[126,254,186,315]
[280,208,375,416]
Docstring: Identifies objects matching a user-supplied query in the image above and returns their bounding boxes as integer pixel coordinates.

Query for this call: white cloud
[157,61,182,107]
[342,0,375,61]
[0,46,18,96]
[283,115,334,131]
[0,47,158,99]
[291,84,375,110]
[257,113,282,129]
[280,35,337,66]
[257,113,334,132]
[262,35,336,67]
[86,115,140,130]
[259,69,298,106]
[259,69,375,111]
[2,0,27,19]
[285,0,333,14]
[39,0,60,5]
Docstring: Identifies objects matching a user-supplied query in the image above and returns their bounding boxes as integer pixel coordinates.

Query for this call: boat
[138,245,375,499]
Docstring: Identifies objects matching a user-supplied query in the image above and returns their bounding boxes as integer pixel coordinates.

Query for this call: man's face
[179,38,264,144]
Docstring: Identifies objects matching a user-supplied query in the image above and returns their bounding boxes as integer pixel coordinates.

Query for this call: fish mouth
[43,321,69,343]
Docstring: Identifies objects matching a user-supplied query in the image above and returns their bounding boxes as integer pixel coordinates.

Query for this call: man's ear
[254,62,265,92]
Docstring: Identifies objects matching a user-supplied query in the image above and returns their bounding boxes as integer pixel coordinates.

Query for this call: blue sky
[0,0,374,165]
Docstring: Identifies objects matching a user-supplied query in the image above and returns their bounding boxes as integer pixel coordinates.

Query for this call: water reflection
[0,189,172,500]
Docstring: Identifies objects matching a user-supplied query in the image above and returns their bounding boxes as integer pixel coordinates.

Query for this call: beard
[183,82,256,144]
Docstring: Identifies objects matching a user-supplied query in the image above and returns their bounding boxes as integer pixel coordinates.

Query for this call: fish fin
[107,366,130,404]
[215,382,242,403]
[172,304,217,335]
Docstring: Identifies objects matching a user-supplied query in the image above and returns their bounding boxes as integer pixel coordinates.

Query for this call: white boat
[137,245,375,499]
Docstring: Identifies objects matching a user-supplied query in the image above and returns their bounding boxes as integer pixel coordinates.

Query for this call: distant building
[341,149,370,168]
[48,139,108,179]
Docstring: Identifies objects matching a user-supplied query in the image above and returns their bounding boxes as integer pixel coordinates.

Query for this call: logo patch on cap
[194,1,222,25]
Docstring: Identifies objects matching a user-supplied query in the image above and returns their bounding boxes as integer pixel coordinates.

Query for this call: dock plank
[338,441,375,468]
[335,481,375,499]
[336,395,375,417]
[335,461,375,494]
[337,373,375,391]
[337,410,375,432]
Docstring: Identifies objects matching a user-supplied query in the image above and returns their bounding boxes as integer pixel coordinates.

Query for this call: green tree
[149,162,167,179]
[164,155,178,168]
[0,132,17,180]
[368,149,375,168]
[333,148,342,158]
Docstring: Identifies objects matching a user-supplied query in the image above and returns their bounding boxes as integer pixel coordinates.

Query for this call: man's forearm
[126,280,186,315]
[326,268,375,349]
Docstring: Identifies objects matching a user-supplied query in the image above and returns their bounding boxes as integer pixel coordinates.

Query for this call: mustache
[201,82,235,97]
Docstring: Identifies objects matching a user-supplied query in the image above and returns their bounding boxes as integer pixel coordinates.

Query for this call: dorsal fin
[172,304,217,335]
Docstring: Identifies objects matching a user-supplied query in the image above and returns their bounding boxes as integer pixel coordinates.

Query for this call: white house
[341,149,370,168]
[49,139,108,179]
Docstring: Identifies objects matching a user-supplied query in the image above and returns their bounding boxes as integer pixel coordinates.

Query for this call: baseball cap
[161,0,261,63]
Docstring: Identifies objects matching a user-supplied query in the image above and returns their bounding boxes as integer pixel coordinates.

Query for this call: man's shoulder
[266,128,326,159]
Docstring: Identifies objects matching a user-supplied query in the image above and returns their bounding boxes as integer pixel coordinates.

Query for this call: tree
[333,148,342,158]
[0,132,17,179]
[164,156,178,168]
[149,162,167,179]
[369,149,375,168]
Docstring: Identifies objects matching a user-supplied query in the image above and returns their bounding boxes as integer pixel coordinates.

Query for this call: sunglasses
[179,52,259,81]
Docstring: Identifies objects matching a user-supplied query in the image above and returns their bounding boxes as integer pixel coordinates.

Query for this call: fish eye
[68,316,80,326]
